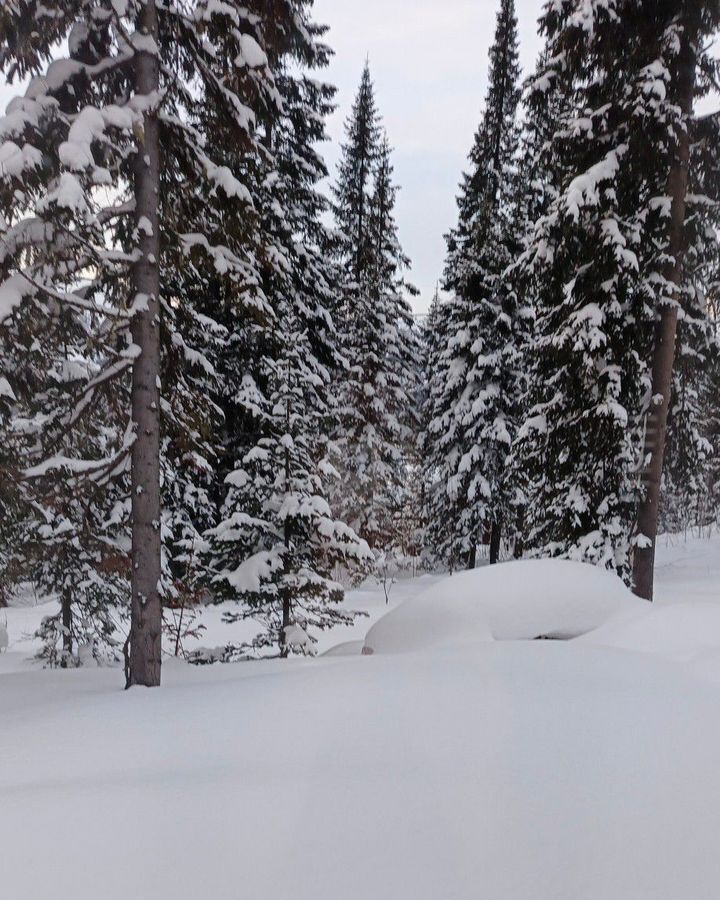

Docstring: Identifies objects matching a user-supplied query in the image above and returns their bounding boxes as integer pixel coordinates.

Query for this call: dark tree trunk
[280,589,291,659]
[61,584,72,667]
[467,543,476,570]
[632,16,697,602]
[513,510,525,559]
[127,0,162,687]
[280,430,292,658]
[489,518,503,565]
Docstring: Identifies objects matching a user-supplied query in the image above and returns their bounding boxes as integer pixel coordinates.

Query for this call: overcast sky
[313,0,545,311]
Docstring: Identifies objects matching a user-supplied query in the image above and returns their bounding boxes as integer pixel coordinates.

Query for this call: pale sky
[313,0,545,311]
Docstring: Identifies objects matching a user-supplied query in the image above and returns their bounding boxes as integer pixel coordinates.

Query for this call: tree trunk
[489,518,502,565]
[61,584,72,667]
[466,543,476,570]
[280,588,291,659]
[513,510,525,559]
[127,0,162,688]
[632,17,697,601]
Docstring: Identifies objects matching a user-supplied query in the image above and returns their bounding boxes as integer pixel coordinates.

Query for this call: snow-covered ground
[2,532,720,899]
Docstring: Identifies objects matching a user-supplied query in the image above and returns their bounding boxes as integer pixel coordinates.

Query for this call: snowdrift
[364,558,643,654]
[362,580,494,654]
[580,601,720,662]
[3,535,720,900]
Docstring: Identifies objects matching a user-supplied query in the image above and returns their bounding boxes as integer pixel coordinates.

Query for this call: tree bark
[466,543,476,570]
[127,0,162,687]
[489,518,502,565]
[513,509,525,559]
[632,16,697,601]
[280,407,292,659]
[61,584,72,667]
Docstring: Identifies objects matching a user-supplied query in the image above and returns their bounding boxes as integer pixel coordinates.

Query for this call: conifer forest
[2,2,720,898]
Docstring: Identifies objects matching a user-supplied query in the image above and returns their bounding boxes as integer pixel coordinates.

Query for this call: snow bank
[580,602,720,662]
[321,639,366,657]
[364,558,642,654]
[363,579,494,654]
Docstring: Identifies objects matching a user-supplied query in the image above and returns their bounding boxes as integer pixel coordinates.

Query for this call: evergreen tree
[332,67,420,552]
[633,1,720,597]
[420,286,465,569]
[333,61,382,291]
[204,1,371,659]
[515,0,720,586]
[426,0,530,568]
[0,0,280,676]
[662,120,720,532]
[517,46,570,250]
[704,291,720,522]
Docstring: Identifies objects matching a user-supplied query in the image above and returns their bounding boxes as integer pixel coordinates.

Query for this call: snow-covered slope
[3,533,720,900]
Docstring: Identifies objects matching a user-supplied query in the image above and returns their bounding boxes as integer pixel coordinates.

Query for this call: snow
[580,602,720,661]
[0,375,16,400]
[0,139,43,178]
[58,104,135,173]
[3,534,720,900]
[364,576,493,654]
[565,145,626,220]
[0,273,34,323]
[40,171,91,214]
[365,558,642,654]
[579,532,720,664]
[236,34,268,69]
[203,159,254,204]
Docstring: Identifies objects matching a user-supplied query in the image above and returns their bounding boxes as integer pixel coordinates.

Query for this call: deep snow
[2,532,720,900]
[364,557,644,654]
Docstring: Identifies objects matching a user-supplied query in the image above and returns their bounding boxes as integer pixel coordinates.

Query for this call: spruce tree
[426,0,529,568]
[662,109,720,532]
[421,287,468,569]
[0,0,280,677]
[204,2,371,659]
[633,1,720,597]
[704,296,720,522]
[333,61,382,291]
[515,0,720,586]
[332,67,420,552]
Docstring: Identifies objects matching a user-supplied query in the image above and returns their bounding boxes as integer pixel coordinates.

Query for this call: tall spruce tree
[515,0,720,588]
[704,290,720,522]
[632,1,720,597]
[204,2,371,659]
[421,287,467,569]
[332,66,420,552]
[662,108,720,532]
[0,0,281,679]
[426,0,530,569]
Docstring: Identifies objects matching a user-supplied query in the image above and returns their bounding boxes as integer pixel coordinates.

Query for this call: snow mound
[365,558,641,654]
[579,602,720,662]
[363,582,494,654]
[321,640,366,657]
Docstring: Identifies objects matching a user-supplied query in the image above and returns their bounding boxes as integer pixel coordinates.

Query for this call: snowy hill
[2,532,720,899]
